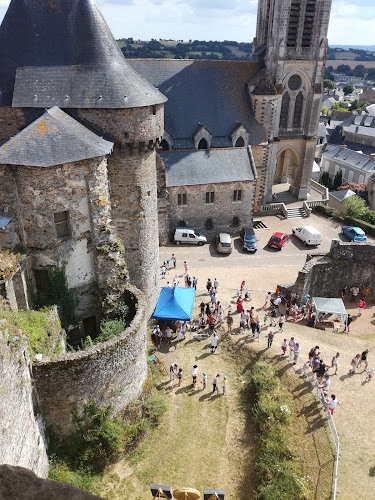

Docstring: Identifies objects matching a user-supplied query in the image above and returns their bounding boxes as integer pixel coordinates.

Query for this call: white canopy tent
[312,297,348,326]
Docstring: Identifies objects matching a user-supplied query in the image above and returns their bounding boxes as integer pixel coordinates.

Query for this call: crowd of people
[169,362,227,396]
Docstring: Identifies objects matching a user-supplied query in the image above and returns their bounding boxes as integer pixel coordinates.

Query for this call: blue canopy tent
[153,286,195,321]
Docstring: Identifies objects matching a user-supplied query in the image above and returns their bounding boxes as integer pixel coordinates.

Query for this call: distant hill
[331,45,375,51]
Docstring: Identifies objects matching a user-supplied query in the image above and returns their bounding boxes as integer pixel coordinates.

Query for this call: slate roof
[329,189,356,202]
[322,145,375,172]
[128,59,266,146]
[159,148,256,187]
[0,0,166,108]
[0,106,114,167]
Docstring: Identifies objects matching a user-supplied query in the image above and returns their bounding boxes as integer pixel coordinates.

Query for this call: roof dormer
[194,124,212,150]
[231,123,249,147]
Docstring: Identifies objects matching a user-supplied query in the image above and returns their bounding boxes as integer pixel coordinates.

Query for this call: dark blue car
[240,227,258,252]
[341,226,367,242]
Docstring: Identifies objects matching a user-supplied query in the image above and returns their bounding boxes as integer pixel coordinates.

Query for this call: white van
[292,226,322,246]
[174,227,207,246]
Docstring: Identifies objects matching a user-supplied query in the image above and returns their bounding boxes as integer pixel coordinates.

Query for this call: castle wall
[32,285,148,431]
[294,240,375,298]
[0,107,25,146]
[0,327,48,478]
[167,180,256,238]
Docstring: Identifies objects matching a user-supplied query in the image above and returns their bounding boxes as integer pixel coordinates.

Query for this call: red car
[267,232,289,250]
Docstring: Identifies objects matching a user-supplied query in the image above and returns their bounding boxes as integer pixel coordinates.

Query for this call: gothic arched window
[235,136,245,147]
[293,91,304,128]
[198,138,208,150]
[232,216,240,227]
[279,92,290,129]
[205,218,213,230]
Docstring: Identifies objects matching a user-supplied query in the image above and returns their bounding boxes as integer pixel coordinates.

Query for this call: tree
[337,64,352,74]
[333,170,343,190]
[344,195,367,219]
[323,79,336,89]
[343,84,354,95]
[319,171,330,188]
[353,65,365,77]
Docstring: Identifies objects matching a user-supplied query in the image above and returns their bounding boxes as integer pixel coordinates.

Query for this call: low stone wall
[0,327,49,478]
[294,240,375,298]
[32,285,148,431]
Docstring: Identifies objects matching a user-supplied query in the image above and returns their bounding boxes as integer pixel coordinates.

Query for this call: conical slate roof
[0,106,114,167]
[0,0,166,108]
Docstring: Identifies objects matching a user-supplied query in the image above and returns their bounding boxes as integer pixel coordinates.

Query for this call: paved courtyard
[158,212,375,500]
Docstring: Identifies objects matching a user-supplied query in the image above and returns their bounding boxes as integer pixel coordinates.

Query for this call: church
[0,0,332,328]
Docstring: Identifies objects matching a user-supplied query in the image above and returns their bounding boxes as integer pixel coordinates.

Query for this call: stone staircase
[286,206,308,219]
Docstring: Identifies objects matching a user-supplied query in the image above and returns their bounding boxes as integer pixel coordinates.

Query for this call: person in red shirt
[358,298,366,317]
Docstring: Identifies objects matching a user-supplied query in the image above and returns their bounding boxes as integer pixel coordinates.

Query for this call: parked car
[240,227,258,252]
[292,225,322,246]
[174,227,207,245]
[341,226,367,242]
[215,232,233,254]
[267,232,289,250]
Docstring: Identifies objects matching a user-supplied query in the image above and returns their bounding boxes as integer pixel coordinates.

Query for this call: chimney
[370,153,375,160]
[339,145,347,150]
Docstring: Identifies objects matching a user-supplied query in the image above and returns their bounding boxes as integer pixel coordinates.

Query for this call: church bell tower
[252,0,332,201]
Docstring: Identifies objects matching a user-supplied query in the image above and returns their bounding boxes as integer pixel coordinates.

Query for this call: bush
[47,266,77,330]
[94,319,125,344]
[252,362,312,500]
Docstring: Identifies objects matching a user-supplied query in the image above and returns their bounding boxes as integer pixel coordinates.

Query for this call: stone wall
[167,180,256,239]
[0,327,49,478]
[0,107,25,146]
[294,240,375,298]
[32,286,148,432]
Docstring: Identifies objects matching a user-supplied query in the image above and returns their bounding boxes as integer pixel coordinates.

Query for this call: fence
[296,357,340,500]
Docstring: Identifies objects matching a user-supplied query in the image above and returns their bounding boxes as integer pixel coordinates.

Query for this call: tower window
[205,191,215,204]
[287,0,301,48]
[198,138,208,150]
[302,0,316,48]
[288,75,302,91]
[54,210,70,239]
[293,92,304,128]
[279,92,290,129]
[233,189,242,202]
[177,193,187,206]
[235,136,245,147]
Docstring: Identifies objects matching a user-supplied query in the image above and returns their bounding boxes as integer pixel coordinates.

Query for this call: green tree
[344,195,367,219]
[343,84,354,95]
[353,64,365,77]
[319,171,330,188]
[323,79,336,89]
[337,64,352,74]
[333,170,343,190]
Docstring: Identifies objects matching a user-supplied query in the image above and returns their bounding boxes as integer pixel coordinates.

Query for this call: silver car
[215,232,232,254]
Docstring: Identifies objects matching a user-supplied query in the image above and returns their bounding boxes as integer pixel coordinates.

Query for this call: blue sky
[0,0,374,45]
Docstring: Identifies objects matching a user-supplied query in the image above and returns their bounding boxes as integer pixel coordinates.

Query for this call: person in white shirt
[273,297,281,308]
[263,292,272,308]
[211,332,218,353]
[214,278,219,290]
[288,337,295,359]
[318,374,331,396]
[165,326,173,345]
[169,363,178,381]
[325,394,339,415]
[365,367,374,382]
[191,365,199,386]
[293,342,301,364]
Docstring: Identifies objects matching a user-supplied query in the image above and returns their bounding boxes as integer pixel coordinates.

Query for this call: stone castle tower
[0,0,166,325]
[252,0,332,201]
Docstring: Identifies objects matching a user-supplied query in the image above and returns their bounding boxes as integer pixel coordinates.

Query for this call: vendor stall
[312,297,348,331]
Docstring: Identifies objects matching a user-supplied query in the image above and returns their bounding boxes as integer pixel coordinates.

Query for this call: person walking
[193,276,198,290]
[281,338,287,355]
[184,261,189,274]
[178,368,183,386]
[293,342,301,365]
[264,292,272,308]
[165,326,173,345]
[278,313,286,332]
[206,278,212,294]
[256,316,262,342]
[308,345,319,367]
[222,376,227,396]
[359,349,369,370]
[192,365,199,386]
[341,285,348,301]
[200,300,206,316]
[227,312,233,332]
[314,359,327,382]
[250,316,257,338]
[326,394,339,416]
[349,354,361,374]
[330,352,340,375]
[270,307,277,327]
[211,332,218,354]
[213,373,220,393]
[318,374,331,397]
[358,298,366,317]
[171,253,176,269]
[350,285,360,302]
[169,363,178,382]
[161,264,166,279]
[214,277,219,290]
[201,371,207,390]
[345,313,352,333]
[153,325,162,350]
[267,331,275,348]
[288,337,295,359]
[365,368,374,382]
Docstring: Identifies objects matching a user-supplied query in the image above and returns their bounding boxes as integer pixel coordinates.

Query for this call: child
[281,339,287,355]
[178,368,183,386]
[228,304,233,314]
[202,371,207,390]
[215,374,221,394]
[222,376,227,395]
[365,367,374,382]
[263,312,268,327]
[325,394,339,416]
